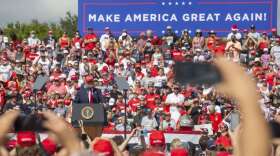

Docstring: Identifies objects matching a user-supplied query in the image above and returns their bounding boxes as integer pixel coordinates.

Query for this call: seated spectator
[141,109,158,131]
[160,112,176,131]
[177,112,194,131]
[115,117,132,131]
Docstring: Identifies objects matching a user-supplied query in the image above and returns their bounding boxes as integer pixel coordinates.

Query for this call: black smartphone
[174,62,222,85]
[14,113,47,132]
[269,121,280,138]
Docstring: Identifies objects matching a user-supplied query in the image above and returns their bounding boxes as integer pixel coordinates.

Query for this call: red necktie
[88,89,94,104]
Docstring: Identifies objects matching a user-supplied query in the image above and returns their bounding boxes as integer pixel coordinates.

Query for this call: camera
[14,113,47,132]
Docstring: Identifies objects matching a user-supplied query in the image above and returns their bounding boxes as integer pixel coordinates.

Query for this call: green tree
[2,12,77,41]
[60,11,78,38]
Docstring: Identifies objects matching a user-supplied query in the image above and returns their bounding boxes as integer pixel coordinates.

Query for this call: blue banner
[78,0,277,36]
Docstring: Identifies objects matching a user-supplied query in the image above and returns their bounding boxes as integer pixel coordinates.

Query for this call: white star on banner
[175,30,179,34]
[188,30,192,34]
[162,30,165,34]
[182,2,186,5]
[168,2,172,5]
[162,2,165,5]
[188,1,192,5]
[175,2,179,5]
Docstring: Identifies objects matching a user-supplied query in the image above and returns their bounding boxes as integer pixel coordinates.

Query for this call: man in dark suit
[74,75,104,104]
[73,75,105,139]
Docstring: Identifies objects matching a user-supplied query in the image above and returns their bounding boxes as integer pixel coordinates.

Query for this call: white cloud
[0,0,78,26]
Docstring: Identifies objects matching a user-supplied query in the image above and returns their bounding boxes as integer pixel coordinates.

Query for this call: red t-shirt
[216,134,232,148]
[266,73,275,86]
[209,113,222,133]
[72,37,83,47]
[128,98,140,112]
[150,67,158,77]
[84,33,97,51]
[172,50,185,62]
[60,37,70,49]
[136,72,145,80]
[145,94,160,110]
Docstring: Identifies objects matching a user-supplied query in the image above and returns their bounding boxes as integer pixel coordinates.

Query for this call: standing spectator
[119,29,133,50]
[0,57,12,82]
[258,32,270,51]
[27,31,40,47]
[192,29,205,52]
[271,40,280,66]
[227,24,242,41]
[59,32,70,50]
[164,26,177,46]
[145,82,160,110]
[44,30,56,50]
[208,105,222,133]
[225,35,242,62]
[72,31,83,50]
[269,28,279,47]
[206,30,218,52]
[179,29,192,49]
[248,24,261,40]
[154,68,167,89]
[100,27,113,52]
[165,85,185,122]
[47,77,67,96]
[84,28,97,52]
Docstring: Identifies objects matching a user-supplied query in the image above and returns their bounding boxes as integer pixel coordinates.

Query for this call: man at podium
[72,75,105,140]
[74,75,104,104]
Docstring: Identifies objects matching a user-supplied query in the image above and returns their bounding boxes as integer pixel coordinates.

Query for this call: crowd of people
[0,24,278,155]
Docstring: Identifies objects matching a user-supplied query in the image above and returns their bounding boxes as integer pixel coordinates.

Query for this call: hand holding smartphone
[174,62,222,86]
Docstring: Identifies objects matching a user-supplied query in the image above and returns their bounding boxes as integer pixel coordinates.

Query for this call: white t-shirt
[271,46,280,66]
[165,93,185,122]
[100,34,111,51]
[227,32,242,40]
[141,116,158,131]
[154,75,167,88]
[0,64,12,82]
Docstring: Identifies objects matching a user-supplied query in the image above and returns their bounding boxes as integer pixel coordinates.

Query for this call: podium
[71,104,106,140]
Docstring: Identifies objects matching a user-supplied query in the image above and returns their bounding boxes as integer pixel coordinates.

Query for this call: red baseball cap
[149,131,165,147]
[231,24,238,31]
[17,131,36,147]
[170,148,189,156]
[92,139,114,156]
[54,77,60,81]
[64,99,71,106]
[71,75,79,81]
[102,66,109,73]
[5,139,17,150]
[42,138,57,155]
[142,151,165,156]
[272,28,277,32]
[85,75,94,83]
